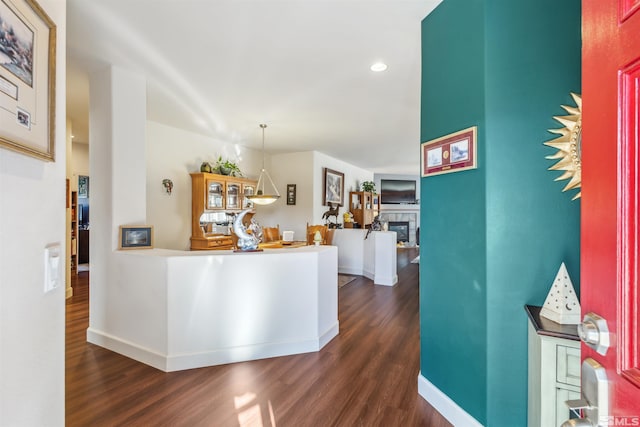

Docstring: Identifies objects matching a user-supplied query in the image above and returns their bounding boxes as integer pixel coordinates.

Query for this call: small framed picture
[119,225,154,250]
[286,184,296,205]
[78,175,89,198]
[421,126,477,177]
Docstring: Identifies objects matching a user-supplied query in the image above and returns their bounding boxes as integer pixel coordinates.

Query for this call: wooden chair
[306,223,328,245]
[262,225,280,243]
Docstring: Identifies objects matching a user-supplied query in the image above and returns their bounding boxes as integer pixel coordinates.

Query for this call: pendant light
[246,124,280,205]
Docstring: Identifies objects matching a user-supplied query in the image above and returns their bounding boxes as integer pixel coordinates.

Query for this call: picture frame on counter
[119,225,154,250]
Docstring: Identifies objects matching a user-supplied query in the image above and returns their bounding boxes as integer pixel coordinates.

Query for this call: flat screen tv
[380,179,416,204]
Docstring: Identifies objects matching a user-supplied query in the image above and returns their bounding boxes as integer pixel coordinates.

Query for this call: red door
[582,0,640,420]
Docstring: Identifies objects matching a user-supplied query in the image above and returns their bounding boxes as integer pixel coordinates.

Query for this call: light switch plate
[44,243,61,293]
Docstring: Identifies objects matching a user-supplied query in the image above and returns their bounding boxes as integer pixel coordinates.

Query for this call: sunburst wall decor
[544,93,582,200]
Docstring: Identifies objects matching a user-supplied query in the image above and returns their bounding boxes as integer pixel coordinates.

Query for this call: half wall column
[88,65,147,331]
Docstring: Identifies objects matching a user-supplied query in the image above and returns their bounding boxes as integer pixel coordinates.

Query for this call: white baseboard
[374,273,397,286]
[87,324,339,373]
[318,322,340,348]
[338,266,363,276]
[87,327,167,370]
[417,373,484,427]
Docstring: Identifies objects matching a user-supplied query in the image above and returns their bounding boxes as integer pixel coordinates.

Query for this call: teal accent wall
[420,0,488,423]
[420,1,581,426]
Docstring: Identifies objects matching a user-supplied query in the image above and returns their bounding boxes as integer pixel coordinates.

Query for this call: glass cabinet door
[242,184,255,209]
[207,180,224,209]
[226,182,241,210]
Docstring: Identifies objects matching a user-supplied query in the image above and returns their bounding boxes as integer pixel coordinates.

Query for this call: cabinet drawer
[556,344,581,386]
[205,238,233,249]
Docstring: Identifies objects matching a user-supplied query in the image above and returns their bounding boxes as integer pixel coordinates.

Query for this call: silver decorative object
[233,209,260,251]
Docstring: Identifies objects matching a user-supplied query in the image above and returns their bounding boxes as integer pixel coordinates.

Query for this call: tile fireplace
[388,221,410,243]
[379,212,418,246]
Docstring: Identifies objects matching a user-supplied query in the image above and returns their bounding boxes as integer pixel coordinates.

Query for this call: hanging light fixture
[246,124,280,205]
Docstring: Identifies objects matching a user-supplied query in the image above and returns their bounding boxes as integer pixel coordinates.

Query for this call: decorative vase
[218,165,231,175]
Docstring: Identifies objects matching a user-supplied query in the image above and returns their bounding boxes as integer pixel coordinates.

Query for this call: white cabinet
[526,305,581,427]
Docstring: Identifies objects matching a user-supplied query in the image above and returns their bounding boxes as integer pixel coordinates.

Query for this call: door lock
[577,312,611,355]
[561,358,609,427]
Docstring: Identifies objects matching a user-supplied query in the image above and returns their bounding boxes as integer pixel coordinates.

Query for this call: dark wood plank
[66,248,452,427]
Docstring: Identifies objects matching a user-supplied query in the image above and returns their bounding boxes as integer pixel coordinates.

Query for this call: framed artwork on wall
[286,184,296,205]
[0,0,56,161]
[421,126,477,177]
[323,168,344,206]
[118,225,154,250]
[78,175,89,198]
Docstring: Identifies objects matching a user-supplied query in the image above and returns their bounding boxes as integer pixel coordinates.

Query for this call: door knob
[577,312,611,355]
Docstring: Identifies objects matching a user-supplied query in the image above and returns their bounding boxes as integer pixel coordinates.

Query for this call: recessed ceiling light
[370,62,388,72]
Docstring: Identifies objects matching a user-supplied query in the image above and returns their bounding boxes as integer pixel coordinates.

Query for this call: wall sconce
[162,179,173,195]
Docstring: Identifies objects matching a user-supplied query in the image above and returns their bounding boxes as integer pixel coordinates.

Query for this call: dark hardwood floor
[66,248,451,427]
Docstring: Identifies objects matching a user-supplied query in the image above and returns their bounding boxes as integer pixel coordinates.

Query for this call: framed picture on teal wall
[421,126,477,177]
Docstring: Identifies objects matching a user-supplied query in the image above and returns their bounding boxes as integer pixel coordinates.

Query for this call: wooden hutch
[190,172,257,250]
[348,191,380,228]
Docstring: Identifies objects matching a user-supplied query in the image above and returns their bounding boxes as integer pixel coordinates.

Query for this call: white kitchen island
[87,245,338,372]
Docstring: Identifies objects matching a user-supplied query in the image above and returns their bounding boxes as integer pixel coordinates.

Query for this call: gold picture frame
[0,0,56,161]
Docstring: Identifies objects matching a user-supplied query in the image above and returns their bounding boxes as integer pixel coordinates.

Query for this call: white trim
[338,266,364,276]
[87,327,167,371]
[88,324,340,372]
[374,273,398,286]
[417,373,484,427]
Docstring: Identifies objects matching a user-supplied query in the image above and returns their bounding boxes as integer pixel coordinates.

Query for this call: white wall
[252,151,314,241]
[89,66,150,347]
[144,133,374,247]
[145,121,264,249]
[254,151,373,241]
[0,0,66,425]
[71,142,89,192]
[313,151,373,224]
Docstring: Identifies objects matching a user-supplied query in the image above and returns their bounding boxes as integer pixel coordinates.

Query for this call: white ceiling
[66,0,441,175]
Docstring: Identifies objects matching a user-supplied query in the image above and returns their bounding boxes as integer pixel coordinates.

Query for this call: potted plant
[214,156,243,177]
[361,180,376,193]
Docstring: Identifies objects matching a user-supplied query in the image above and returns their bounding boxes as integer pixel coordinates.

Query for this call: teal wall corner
[420,0,488,423]
[420,0,581,426]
